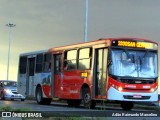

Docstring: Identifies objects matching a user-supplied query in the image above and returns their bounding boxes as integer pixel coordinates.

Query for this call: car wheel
[21,99,25,101]
[11,98,14,101]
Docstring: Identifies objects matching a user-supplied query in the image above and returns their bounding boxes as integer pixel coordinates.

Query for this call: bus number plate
[133,94,142,98]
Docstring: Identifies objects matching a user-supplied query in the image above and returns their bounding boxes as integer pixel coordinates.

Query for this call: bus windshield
[109,49,158,78]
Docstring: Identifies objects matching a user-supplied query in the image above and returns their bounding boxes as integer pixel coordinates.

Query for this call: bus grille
[120,79,155,84]
[123,95,150,100]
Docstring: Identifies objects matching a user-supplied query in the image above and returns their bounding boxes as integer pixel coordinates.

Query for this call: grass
[0,105,32,111]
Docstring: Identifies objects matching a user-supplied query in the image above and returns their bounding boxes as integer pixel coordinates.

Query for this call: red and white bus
[17,38,158,110]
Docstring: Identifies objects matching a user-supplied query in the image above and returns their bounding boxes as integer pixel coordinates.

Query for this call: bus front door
[93,48,108,98]
[26,57,36,97]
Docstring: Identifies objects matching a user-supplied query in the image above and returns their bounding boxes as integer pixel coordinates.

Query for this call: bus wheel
[36,87,44,104]
[121,101,134,110]
[82,88,96,109]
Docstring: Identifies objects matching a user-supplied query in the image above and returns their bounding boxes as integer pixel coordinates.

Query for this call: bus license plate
[133,95,142,98]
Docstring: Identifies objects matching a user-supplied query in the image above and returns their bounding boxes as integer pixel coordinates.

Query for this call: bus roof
[48,37,158,52]
[19,38,158,55]
[19,49,48,56]
[48,39,109,52]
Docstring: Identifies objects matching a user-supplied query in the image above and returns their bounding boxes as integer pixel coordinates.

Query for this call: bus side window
[78,48,92,70]
[64,60,68,70]
[19,56,27,74]
[43,53,51,72]
[64,50,77,70]
[35,54,43,73]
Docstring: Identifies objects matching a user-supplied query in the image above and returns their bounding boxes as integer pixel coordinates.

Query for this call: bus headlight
[150,87,157,92]
[118,87,123,92]
[150,88,154,92]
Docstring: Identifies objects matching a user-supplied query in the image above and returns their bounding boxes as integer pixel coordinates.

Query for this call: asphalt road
[0,99,159,118]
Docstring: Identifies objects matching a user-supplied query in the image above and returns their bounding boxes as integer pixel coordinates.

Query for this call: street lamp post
[84,0,88,42]
[6,23,16,80]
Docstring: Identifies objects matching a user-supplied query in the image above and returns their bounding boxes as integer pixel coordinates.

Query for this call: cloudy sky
[0,0,160,80]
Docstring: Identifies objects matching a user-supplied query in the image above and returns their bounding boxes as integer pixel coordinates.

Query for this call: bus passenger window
[43,53,51,72]
[35,54,43,73]
[64,61,68,70]
[44,62,51,71]
[67,62,76,70]
[28,58,35,76]
[78,48,92,70]
[19,56,27,74]
[64,50,77,70]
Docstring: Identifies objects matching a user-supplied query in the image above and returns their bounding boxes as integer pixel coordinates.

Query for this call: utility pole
[6,23,16,80]
[84,0,88,42]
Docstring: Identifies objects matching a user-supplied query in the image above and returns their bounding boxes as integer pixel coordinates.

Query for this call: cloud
[0,0,160,80]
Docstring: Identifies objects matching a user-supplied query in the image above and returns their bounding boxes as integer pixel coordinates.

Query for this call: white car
[0,80,25,101]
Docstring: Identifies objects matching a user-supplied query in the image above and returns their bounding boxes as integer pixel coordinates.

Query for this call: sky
[0,0,160,84]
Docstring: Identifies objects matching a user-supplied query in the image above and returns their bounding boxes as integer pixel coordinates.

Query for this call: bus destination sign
[112,40,157,49]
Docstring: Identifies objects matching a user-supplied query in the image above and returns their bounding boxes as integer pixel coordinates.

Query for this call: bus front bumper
[108,87,158,102]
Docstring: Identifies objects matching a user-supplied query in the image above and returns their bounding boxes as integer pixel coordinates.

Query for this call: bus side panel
[59,71,81,99]
[28,76,35,97]
[41,72,52,98]
[33,73,42,97]
[59,70,92,99]
[18,74,27,97]
[53,74,60,97]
